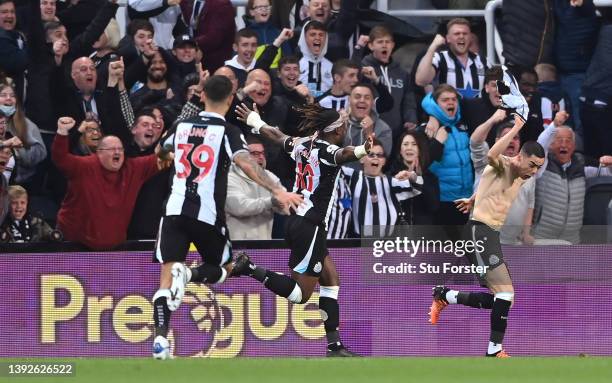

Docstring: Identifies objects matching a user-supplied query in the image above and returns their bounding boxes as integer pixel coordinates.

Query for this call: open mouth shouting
[444,105,456,116]
[111,152,122,166]
[379,48,391,62]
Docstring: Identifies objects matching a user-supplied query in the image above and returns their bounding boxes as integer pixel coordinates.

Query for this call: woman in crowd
[0,81,47,189]
[389,131,440,225]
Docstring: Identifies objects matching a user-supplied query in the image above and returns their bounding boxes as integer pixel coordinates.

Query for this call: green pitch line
[1,357,611,383]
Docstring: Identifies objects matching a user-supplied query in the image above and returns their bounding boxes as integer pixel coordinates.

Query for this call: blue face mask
[0,105,15,117]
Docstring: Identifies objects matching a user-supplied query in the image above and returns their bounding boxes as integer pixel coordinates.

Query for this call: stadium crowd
[0,0,611,249]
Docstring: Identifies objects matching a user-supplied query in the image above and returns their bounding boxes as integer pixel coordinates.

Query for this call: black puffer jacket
[501,0,554,67]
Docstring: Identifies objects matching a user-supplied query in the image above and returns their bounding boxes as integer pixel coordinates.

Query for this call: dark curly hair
[294,104,341,136]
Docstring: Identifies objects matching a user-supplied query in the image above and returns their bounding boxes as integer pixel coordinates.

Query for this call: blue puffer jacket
[422,93,473,202]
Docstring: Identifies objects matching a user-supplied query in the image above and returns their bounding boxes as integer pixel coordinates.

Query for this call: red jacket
[180,0,236,72]
[52,135,160,250]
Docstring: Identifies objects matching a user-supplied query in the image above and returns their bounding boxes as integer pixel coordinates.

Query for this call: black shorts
[285,215,327,277]
[153,215,232,266]
[466,220,505,277]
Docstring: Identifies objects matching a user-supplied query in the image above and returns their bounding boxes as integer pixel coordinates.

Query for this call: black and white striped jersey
[316,90,349,111]
[284,137,343,230]
[299,57,333,98]
[432,50,487,99]
[326,168,352,239]
[343,166,423,237]
[160,112,248,228]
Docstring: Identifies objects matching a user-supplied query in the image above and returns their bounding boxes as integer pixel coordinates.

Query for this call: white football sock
[445,290,459,304]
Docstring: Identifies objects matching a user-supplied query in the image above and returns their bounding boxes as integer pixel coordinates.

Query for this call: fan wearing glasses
[51,116,172,250]
[342,139,423,238]
[245,0,293,66]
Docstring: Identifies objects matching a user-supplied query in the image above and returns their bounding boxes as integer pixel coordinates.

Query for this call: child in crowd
[0,185,62,243]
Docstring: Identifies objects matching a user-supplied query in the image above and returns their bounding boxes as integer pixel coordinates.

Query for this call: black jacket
[26,1,118,133]
[501,0,554,68]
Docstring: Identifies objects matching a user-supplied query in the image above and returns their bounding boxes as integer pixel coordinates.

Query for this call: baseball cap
[173,34,197,49]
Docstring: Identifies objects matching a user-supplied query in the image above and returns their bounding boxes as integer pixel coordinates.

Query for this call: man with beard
[415,18,487,99]
[128,50,181,111]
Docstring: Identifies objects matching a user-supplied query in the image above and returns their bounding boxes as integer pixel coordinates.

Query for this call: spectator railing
[375,0,612,66]
[118,0,612,66]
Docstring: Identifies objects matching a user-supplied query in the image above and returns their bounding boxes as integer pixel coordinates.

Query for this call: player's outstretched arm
[334,134,374,165]
[234,152,303,213]
[487,114,525,163]
[235,103,290,146]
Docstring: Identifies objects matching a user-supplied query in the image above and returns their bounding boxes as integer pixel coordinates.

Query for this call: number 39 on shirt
[176,143,215,183]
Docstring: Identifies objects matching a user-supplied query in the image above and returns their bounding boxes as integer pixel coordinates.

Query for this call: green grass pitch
[2,357,611,383]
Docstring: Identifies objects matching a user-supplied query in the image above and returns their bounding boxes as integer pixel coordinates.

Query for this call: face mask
[0,105,15,117]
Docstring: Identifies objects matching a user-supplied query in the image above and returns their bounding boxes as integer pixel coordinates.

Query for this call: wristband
[354,145,367,159]
[246,112,266,134]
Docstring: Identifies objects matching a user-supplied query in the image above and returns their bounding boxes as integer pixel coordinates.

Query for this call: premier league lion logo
[169,283,224,357]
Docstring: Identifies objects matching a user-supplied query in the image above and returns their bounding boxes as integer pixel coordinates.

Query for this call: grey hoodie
[342,113,393,170]
[361,53,417,136]
[8,118,47,184]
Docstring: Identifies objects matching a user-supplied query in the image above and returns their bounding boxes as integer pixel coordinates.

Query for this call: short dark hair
[278,55,299,70]
[370,138,386,157]
[203,75,233,103]
[304,20,327,34]
[133,108,156,128]
[44,21,64,36]
[494,120,515,139]
[235,28,258,44]
[520,67,538,81]
[485,65,504,84]
[278,56,300,70]
[128,19,154,37]
[182,72,200,91]
[351,82,375,97]
[520,141,545,158]
[246,135,263,146]
[332,59,359,78]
